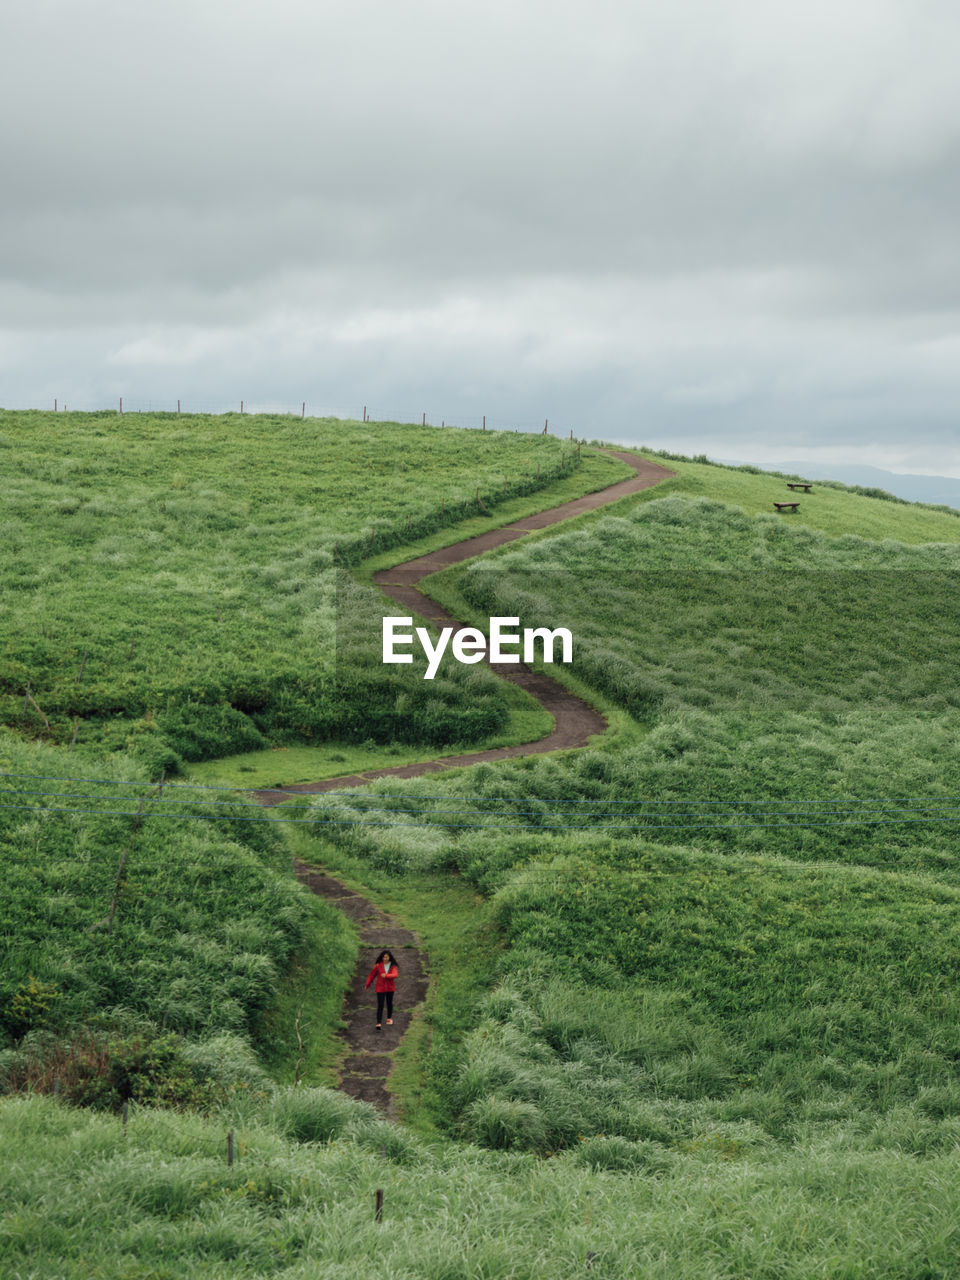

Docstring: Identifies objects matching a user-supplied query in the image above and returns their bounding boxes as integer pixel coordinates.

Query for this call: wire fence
[15,400,575,437]
[4,770,960,834]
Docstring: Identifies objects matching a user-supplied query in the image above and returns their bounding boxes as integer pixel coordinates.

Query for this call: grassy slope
[0,411,623,765]
[8,443,960,1276]
[301,469,960,1157]
[626,451,960,544]
[0,730,357,1100]
[187,445,628,787]
[185,681,551,790]
[4,1093,960,1279]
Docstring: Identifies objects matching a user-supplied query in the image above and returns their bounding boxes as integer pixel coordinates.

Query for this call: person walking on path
[365,950,399,1030]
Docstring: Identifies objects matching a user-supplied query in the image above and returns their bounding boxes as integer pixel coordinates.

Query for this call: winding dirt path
[256,451,673,807]
[271,450,673,1111]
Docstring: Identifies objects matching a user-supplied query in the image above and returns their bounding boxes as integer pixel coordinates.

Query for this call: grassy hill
[0,410,626,772]
[612,448,960,543]
[302,467,960,1166]
[4,427,960,1277]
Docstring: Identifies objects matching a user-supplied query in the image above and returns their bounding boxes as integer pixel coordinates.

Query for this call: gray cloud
[3,0,960,471]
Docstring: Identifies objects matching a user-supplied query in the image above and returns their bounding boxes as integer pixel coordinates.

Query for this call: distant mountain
[721,460,960,511]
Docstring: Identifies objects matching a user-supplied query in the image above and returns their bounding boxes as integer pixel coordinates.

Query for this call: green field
[4,417,960,1277]
[0,410,623,774]
[598,448,960,544]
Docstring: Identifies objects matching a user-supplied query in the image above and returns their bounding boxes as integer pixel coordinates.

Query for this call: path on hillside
[293,863,427,1116]
[270,450,674,1112]
[256,452,674,807]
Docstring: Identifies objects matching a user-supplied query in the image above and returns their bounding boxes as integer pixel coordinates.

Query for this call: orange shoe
[386,1019,393,1025]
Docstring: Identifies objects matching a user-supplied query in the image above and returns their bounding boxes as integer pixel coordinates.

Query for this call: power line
[3,797,960,832]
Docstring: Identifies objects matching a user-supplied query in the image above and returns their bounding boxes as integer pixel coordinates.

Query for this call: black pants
[376,991,394,1023]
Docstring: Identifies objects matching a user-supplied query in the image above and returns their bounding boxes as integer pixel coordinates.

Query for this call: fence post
[375,1189,383,1222]
[422,412,426,425]
[363,405,367,422]
[240,400,243,414]
[24,689,50,729]
[119,398,123,415]
[482,415,486,430]
[54,399,57,412]
[227,1131,234,1166]
[177,399,181,415]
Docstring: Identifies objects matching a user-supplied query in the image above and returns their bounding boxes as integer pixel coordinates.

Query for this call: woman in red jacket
[365,949,399,1030]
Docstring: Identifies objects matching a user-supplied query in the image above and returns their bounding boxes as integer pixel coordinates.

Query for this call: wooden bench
[774,501,800,512]
[786,482,813,492]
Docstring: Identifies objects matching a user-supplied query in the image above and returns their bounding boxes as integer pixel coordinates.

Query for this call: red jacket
[365,962,398,993]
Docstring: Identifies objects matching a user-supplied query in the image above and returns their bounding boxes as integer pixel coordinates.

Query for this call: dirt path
[294,863,428,1116]
[256,452,673,806]
[274,450,673,1112]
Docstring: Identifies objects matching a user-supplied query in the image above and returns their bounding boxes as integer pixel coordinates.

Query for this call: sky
[3,0,960,474]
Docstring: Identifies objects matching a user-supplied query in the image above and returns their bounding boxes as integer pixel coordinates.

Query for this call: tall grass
[0,732,355,1087]
[301,494,960,1153]
[0,410,601,765]
[4,1093,960,1278]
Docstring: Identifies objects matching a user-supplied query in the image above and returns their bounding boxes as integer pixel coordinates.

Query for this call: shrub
[265,1086,376,1143]
[1,976,61,1040]
[465,1094,548,1152]
[130,735,183,780]
[159,703,267,761]
[2,1029,232,1112]
[572,1135,677,1175]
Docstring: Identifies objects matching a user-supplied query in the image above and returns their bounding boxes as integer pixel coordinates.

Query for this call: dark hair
[375,950,395,966]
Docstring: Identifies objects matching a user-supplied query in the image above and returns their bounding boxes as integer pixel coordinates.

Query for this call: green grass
[0,730,350,1101]
[186,683,552,790]
[300,485,960,1154]
[9,430,960,1275]
[0,410,613,767]
[5,1093,960,1278]
[358,444,632,578]
[600,449,960,544]
[252,895,357,1088]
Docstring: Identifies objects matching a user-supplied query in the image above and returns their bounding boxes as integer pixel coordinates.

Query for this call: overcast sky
[3,0,960,472]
